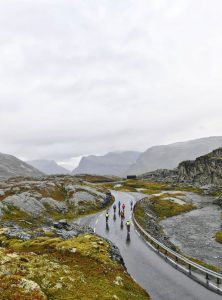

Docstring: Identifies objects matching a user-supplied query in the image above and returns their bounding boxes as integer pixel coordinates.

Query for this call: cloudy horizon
[1,0,222,169]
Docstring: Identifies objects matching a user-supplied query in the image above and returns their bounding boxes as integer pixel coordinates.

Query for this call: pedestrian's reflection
[126,232,131,243]
[120,220,124,230]
[106,222,109,232]
[113,213,116,221]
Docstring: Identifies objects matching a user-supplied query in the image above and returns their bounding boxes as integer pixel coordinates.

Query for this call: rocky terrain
[134,190,222,271]
[0,153,43,179]
[73,151,141,176]
[141,147,222,193]
[27,159,71,175]
[0,175,112,232]
[127,136,222,175]
[0,175,150,299]
[160,193,222,269]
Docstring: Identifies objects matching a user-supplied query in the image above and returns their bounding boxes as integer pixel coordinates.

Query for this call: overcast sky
[0,0,222,170]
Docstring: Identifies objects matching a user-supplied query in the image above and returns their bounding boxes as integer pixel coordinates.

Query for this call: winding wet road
[78,191,221,300]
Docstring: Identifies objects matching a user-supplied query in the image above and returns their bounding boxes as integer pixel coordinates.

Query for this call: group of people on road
[105,199,134,233]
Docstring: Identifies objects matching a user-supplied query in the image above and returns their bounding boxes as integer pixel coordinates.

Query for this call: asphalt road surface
[78,191,222,300]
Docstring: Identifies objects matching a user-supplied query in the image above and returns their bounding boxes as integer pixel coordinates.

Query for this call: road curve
[78,191,221,300]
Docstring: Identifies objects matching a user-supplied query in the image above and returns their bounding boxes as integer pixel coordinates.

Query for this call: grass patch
[215,231,222,244]
[75,174,120,183]
[135,194,196,222]
[103,179,202,195]
[185,256,220,272]
[149,196,196,220]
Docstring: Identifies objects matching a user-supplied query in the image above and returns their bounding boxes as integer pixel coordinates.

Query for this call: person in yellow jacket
[125,220,131,232]
[105,212,109,222]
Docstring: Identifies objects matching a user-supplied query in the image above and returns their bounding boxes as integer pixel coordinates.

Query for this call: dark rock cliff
[141,148,222,188]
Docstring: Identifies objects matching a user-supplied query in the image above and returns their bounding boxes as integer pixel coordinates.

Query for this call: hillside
[27,159,70,175]
[0,153,43,179]
[141,147,222,189]
[73,151,141,176]
[127,136,222,175]
[0,175,150,300]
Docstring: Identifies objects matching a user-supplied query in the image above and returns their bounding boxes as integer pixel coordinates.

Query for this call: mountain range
[72,151,141,176]
[2,136,222,179]
[0,153,43,178]
[127,136,222,175]
[27,160,71,175]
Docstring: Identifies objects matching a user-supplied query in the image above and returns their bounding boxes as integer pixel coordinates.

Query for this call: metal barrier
[132,201,222,295]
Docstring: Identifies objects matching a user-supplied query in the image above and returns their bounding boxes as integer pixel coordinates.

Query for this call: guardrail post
[175,256,178,268]
[188,264,192,275]
[217,277,220,286]
[157,244,160,253]
[206,273,209,285]
[165,249,168,260]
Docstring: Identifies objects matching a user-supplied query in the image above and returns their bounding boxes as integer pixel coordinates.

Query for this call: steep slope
[27,159,70,175]
[0,153,43,178]
[141,147,222,188]
[127,136,222,175]
[72,151,141,176]
[177,148,222,186]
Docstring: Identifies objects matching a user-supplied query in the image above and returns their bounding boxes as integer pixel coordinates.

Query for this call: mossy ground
[215,231,222,244]
[185,256,220,272]
[75,174,120,183]
[135,194,196,221]
[148,195,196,220]
[103,180,201,194]
[0,233,150,300]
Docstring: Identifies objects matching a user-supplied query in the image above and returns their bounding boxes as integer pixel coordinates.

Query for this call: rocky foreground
[0,175,150,299]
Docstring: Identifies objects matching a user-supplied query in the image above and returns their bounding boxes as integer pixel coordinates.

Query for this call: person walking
[130,200,133,210]
[105,212,109,222]
[126,220,131,232]
[118,201,121,210]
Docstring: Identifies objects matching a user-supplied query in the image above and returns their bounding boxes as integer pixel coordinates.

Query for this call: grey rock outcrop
[127,136,222,175]
[177,148,222,185]
[141,147,222,189]
[0,176,109,222]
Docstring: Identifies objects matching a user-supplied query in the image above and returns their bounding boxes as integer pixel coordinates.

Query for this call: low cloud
[0,0,222,168]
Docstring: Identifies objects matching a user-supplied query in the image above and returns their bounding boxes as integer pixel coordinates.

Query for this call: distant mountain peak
[72,151,141,176]
[126,136,222,175]
[27,159,70,175]
[0,153,43,178]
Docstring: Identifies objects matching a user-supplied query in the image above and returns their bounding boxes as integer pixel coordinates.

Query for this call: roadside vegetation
[75,174,120,183]
[185,256,220,272]
[103,179,201,194]
[134,194,196,222]
[215,231,222,244]
[148,195,196,220]
[0,233,150,300]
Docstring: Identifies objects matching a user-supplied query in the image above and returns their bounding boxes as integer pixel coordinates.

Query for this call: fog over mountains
[127,136,222,175]
[27,160,71,175]
[72,151,141,176]
[0,153,43,178]
[1,136,222,178]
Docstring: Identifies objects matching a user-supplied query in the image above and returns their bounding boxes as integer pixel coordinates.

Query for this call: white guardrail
[132,201,222,295]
